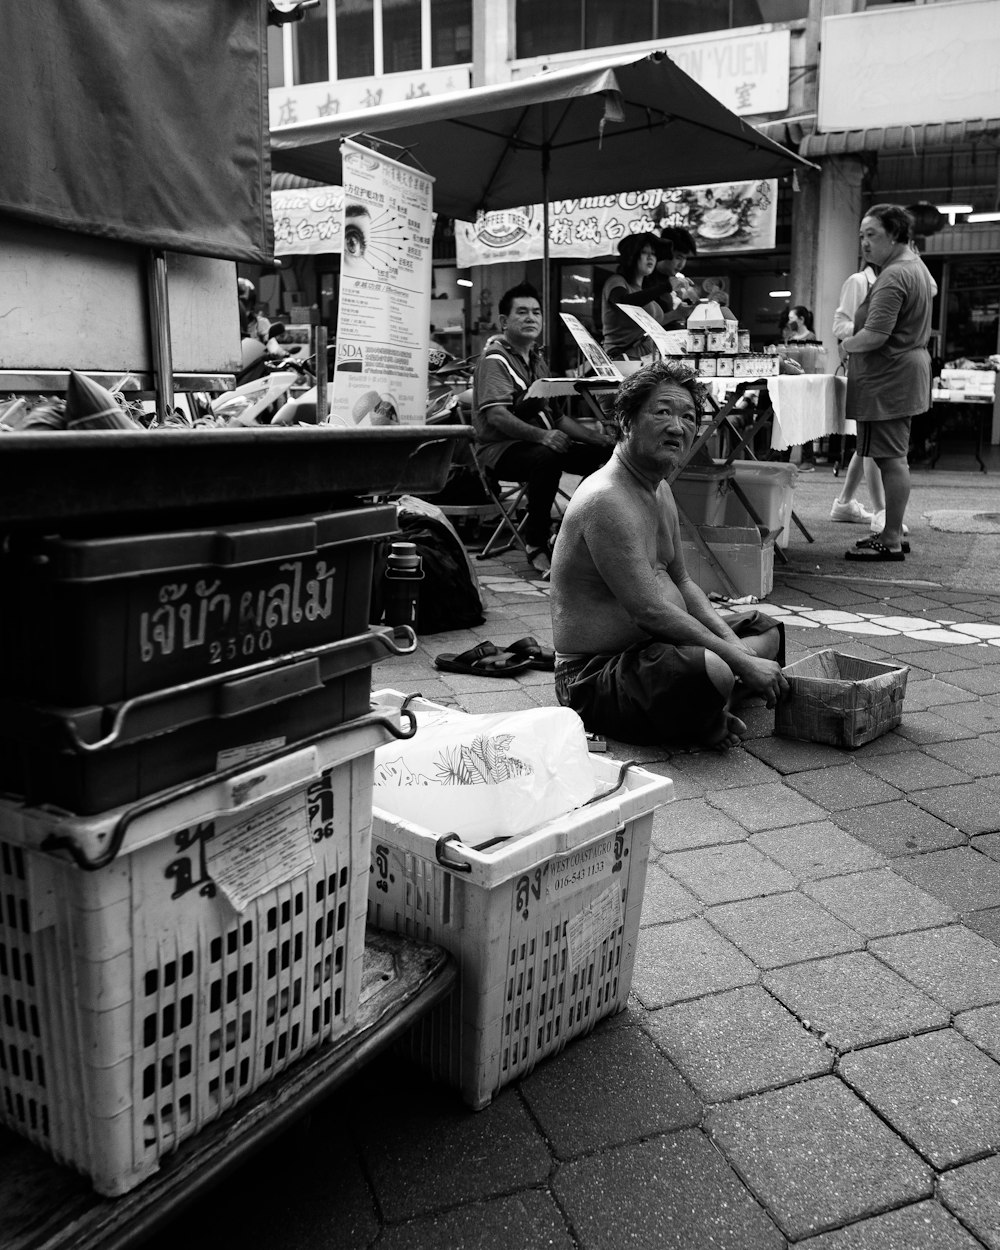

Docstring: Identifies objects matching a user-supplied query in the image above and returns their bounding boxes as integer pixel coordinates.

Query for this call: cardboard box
[681,522,775,598]
[775,649,909,748]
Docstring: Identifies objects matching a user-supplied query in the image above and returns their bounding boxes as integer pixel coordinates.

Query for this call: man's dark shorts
[554,611,784,746]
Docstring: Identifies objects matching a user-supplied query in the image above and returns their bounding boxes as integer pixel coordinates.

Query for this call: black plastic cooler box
[1,506,398,706]
[0,427,471,527]
[0,627,408,814]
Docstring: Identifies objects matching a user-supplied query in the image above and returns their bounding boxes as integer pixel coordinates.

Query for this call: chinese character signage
[455,181,778,268]
[330,141,434,427]
[273,186,344,257]
[270,66,472,129]
[667,29,790,116]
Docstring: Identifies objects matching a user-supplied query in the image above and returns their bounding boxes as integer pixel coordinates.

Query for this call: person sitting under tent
[550,359,787,749]
[471,282,614,574]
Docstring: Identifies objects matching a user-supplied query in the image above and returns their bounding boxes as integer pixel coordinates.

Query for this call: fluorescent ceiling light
[934,203,973,225]
[769,290,791,298]
[456,278,473,287]
[967,211,1000,223]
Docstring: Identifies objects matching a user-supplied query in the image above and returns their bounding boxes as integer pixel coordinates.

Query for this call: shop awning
[271,49,816,221]
[800,118,1000,159]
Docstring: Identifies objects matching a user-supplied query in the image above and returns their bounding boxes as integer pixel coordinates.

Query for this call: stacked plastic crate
[367,691,674,1110]
[0,504,408,1195]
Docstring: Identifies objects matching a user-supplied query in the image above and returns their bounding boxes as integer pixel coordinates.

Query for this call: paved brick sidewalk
[149,547,1000,1250]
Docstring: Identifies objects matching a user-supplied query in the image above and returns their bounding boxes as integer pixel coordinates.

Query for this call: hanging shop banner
[330,141,434,427]
[273,185,436,258]
[273,186,344,256]
[455,180,777,268]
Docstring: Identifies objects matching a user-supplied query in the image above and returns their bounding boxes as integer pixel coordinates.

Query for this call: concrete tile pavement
[148,500,1000,1250]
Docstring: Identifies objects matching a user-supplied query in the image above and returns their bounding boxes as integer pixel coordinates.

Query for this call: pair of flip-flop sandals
[434,635,555,677]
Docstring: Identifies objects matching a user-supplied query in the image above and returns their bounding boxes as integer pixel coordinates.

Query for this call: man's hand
[540,428,571,453]
[732,653,789,708]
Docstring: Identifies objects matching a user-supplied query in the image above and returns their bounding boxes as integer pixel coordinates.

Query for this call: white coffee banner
[456,180,778,268]
[273,185,344,257]
[330,141,434,427]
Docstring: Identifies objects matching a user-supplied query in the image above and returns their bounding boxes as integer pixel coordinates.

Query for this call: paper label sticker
[217,737,287,772]
[564,885,624,973]
[545,834,616,902]
[206,793,315,913]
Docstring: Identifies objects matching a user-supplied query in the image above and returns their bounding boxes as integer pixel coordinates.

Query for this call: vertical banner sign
[331,141,434,426]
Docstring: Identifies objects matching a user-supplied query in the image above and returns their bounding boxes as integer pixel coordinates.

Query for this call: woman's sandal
[857,533,910,555]
[845,537,905,562]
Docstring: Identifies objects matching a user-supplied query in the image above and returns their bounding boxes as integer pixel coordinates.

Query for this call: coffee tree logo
[474,207,535,250]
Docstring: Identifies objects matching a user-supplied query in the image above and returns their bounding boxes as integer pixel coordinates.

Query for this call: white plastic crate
[0,710,399,1195]
[368,691,673,1110]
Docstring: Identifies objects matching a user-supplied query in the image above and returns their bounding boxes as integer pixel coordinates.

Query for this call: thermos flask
[383,541,423,630]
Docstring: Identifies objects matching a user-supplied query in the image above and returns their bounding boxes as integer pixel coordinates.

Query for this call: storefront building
[267,0,998,418]
[796,0,999,439]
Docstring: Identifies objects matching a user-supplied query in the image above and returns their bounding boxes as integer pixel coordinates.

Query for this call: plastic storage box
[0,426,472,528]
[729,461,797,547]
[367,691,673,1110]
[0,626,414,815]
[775,649,909,748]
[0,505,398,705]
[672,462,734,526]
[0,710,402,1195]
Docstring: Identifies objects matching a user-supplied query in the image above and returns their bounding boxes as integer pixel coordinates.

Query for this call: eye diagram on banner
[330,141,434,427]
[456,181,777,268]
[272,185,436,258]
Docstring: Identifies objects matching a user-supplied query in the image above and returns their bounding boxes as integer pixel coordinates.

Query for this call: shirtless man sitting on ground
[550,359,788,748]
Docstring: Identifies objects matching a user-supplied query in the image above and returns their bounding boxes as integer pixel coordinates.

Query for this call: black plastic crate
[1,506,398,705]
[0,627,408,814]
[0,427,471,527]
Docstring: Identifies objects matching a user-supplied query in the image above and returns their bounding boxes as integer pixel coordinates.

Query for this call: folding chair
[436,384,576,563]
[424,390,532,560]
[470,445,533,561]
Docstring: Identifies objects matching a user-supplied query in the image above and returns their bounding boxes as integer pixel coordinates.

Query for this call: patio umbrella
[270,48,815,320]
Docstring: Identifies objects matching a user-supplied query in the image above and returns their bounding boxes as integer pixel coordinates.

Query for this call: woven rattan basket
[775,649,909,749]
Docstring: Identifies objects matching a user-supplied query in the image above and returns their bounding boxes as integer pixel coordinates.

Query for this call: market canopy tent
[270,50,815,223]
[0,0,272,263]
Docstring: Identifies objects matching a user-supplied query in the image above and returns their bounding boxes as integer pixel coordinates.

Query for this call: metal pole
[314,325,329,423]
[541,108,552,351]
[146,250,175,424]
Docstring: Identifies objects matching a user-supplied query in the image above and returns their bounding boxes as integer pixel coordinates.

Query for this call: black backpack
[371,502,485,635]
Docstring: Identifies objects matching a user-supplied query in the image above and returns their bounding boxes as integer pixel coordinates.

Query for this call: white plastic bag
[372,704,594,847]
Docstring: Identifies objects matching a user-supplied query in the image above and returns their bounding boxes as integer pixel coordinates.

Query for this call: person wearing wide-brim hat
[600,231,696,360]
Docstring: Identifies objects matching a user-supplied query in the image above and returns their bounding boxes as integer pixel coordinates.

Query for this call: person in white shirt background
[829,265,888,527]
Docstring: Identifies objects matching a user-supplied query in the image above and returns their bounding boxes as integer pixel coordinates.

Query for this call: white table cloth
[766,374,850,450]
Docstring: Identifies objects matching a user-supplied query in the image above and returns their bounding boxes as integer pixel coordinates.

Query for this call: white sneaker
[830,498,874,524]
[870,510,909,535]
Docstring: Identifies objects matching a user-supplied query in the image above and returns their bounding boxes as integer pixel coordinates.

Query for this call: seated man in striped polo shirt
[472,282,614,573]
